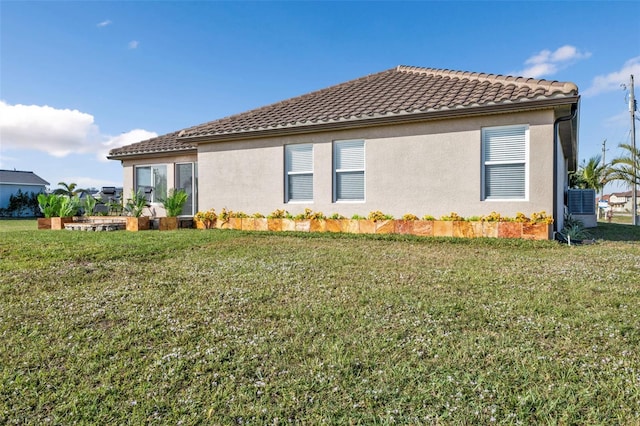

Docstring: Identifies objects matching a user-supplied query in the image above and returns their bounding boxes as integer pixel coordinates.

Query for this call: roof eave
[181,96,580,144]
[107,147,197,160]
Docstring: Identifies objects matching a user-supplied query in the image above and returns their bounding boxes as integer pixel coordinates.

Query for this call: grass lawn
[1,220,639,424]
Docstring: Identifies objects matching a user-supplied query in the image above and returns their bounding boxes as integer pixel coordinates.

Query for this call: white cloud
[98,129,158,162]
[97,19,112,28]
[0,101,157,162]
[583,56,640,97]
[604,110,630,127]
[128,40,139,49]
[517,45,591,78]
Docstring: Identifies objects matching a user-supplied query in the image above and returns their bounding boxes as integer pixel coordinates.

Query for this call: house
[0,169,50,217]
[108,65,580,232]
[608,190,640,213]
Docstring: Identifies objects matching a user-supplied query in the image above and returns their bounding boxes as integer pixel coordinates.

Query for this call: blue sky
[1,1,639,192]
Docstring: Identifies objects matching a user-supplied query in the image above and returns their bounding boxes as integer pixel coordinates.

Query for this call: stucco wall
[196,110,558,219]
[0,184,46,214]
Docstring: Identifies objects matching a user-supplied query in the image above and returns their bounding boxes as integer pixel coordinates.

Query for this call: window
[285,144,313,202]
[135,165,167,203]
[482,125,528,200]
[176,163,197,215]
[334,140,365,202]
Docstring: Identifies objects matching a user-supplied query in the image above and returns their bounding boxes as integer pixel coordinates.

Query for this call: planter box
[51,217,74,230]
[282,219,296,232]
[375,220,395,234]
[413,220,434,237]
[126,216,150,231]
[241,218,256,231]
[394,220,414,235]
[228,218,242,230]
[295,220,311,232]
[481,222,499,238]
[194,218,215,229]
[453,221,476,238]
[325,219,342,233]
[215,219,230,229]
[254,218,269,231]
[523,223,552,240]
[498,222,523,239]
[37,218,52,230]
[358,220,375,234]
[159,217,178,231]
[310,219,326,233]
[343,219,359,234]
[267,219,282,232]
[433,221,454,237]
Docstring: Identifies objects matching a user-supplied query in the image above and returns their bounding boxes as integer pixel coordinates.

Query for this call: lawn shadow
[589,222,640,242]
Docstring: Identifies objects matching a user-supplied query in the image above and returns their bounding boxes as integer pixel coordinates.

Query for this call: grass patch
[1,222,639,424]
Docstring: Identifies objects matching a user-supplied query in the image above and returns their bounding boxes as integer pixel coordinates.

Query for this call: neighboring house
[608,190,640,213]
[108,65,580,231]
[0,169,50,216]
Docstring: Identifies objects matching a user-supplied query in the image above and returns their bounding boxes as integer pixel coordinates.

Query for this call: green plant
[58,196,80,217]
[252,212,265,219]
[402,213,419,221]
[267,209,287,219]
[422,214,436,221]
[466,215,482,222]
[37,193,61,218]
[481,211,502,222]
[161,189,189,217]
[440,212,464,221]
[195,209,217,228]
[529,211,554,225]
[83,195,97,216]
[351,214,365,220]
[125,190,147,217]
[218,207,232,222]
[230,211,249,219]
[329,213,345,220]
[368,210,393,221]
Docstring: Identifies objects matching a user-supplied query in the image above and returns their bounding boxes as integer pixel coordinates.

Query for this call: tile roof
[0,169,49,186]
[108,65,579,158]
[108,131,196,158]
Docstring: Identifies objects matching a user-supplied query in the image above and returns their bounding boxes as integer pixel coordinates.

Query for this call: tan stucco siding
[197,110,557,219]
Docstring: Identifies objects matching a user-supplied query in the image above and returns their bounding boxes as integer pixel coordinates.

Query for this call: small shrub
[252,212,265,219]
[267,209,287,219]
[352,214,365,220]
[329,213,345,220]
[530,211,554,225]
[482,211,502,222]
[231,211,248,219]
[368,211,393,222]
[466,215,482,222]
[440,212,463,221]
[402,213,419,221]
[219,208,232,222]
[422,214,436,221]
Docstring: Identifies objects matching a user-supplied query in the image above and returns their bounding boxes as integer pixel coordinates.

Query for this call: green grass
[1,221,639,424]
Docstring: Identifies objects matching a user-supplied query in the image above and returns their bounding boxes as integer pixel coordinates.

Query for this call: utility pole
[600,139,607,220]
[630,75,638,226]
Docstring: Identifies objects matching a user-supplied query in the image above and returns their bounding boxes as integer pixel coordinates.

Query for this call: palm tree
[608,143,640,188]
[571,155,608,191]
[53,182,88,197]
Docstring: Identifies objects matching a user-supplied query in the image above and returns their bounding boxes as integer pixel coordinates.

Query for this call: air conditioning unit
[567,189,596,227]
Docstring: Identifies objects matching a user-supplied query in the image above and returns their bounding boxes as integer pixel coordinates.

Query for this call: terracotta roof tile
[109,65,578,158]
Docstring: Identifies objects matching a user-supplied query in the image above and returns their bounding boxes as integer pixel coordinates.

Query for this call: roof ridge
[395,65,578,94]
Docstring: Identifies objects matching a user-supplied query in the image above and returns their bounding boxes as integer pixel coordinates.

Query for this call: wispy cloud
[516,45,591,78]
[97,19,112,28]
[0,101,157,162]
[583,56,640,97]
[128,40,139,49]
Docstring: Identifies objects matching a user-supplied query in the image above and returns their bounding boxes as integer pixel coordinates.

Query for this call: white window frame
[134,164,168,204]
[333,139,365,203]
[481,125,529,201]
[285,144,313,203]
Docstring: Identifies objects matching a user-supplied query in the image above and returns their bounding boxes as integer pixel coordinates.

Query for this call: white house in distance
[0,169,50,216]
[108,65,580,232]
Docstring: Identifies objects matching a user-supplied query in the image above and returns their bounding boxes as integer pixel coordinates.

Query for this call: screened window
[135,165,167,203]
[176,162,197,215]
[334,140,365,202]
[482,126,528,200]
[285,144,313,202]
